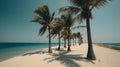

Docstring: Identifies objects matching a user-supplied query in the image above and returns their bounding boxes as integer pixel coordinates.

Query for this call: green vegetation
[95,44,120,51]
[32,0,111,60]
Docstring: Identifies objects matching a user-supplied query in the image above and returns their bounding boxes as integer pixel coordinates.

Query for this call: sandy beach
[0,43,120,67]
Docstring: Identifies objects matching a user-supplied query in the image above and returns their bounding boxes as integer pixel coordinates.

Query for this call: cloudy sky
[0,0,120,43]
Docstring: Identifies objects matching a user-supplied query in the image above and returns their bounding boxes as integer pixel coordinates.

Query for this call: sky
[0,0,120,43]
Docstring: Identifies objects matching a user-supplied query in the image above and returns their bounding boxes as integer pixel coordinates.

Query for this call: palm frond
[32,16,48,25]
[95,0,111,7]
[60,29,68,38]
[59,6,81,14]
[72,25,86,29]
[31,16,42,22]
[62,14,75,27]
[49,18,64,29]
[68,0,111,11]
[76,10,93,22]
[34,5,51,22]
[90,0,111,10]
[49,18,64,37]
[50,11,55,21]
[68,0,87,7]
[38,26,47,36]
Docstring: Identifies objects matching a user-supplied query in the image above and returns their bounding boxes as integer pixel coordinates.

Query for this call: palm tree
[77,32,83,45]
[32,5,55,53]
[59,0,111,60]
[51,30,61,50]
[61,30,67,48]
[53,14,76,51]
[49,18,63,50]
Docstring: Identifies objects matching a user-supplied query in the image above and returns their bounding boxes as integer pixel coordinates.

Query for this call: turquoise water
[0,43,62,62]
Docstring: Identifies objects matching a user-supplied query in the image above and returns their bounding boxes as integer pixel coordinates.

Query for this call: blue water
[0,43,62,62]
[103,43,120,46]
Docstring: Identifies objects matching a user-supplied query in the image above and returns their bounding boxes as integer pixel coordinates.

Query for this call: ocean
[0,43,62,62]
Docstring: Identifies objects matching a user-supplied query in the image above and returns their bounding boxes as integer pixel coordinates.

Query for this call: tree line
[32,0,111,60]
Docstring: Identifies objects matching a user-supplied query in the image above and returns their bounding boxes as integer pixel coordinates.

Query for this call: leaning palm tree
[49,28,61,50]
[32,5,55,53]
[59,0,111,60]
[52,19,68,49]
[53,14,76,51]
[49,16,74,51]
[49,18,63,50]
[61,30,67,48]
[61,14,76,51]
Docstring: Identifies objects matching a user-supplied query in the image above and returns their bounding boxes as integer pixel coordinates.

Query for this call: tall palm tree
[61,29,68,48]
[52,14,76,51]
[49,18,63,50]
[58,32,61,50]
[50,29,61,50]
[59,0,111,60]
[32,5,55,53]
[62,14,76,51]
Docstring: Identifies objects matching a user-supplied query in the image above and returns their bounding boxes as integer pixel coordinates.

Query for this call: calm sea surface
[0,43,62,62]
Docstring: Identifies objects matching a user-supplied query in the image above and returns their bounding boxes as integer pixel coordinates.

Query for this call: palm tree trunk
[86,17,96,60]
[64,35,66,48]
[73,39,74,46]
[48,27,52,53]
[67,30,71,51]
[67,37,71,51]
[75,38,76,45]
[64,39,66,48]
[58,32,60,50]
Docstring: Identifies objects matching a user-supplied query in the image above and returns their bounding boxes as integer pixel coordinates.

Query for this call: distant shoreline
[94,43,120,51]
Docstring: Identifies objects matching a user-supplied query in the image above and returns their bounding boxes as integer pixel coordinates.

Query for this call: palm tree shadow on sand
[22,49,48,56]
[44,49,95,67]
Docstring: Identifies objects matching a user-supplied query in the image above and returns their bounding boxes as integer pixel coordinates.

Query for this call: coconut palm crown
[32,5,55,53]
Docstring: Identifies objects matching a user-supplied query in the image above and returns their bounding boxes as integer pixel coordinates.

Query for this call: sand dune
[0,43,120,67]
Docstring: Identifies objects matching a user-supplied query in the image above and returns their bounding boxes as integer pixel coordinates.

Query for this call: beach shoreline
[0,43,120,67]
[0,43,63,62]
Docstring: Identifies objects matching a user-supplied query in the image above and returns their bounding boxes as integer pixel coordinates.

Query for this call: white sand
[0,43,120,67]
